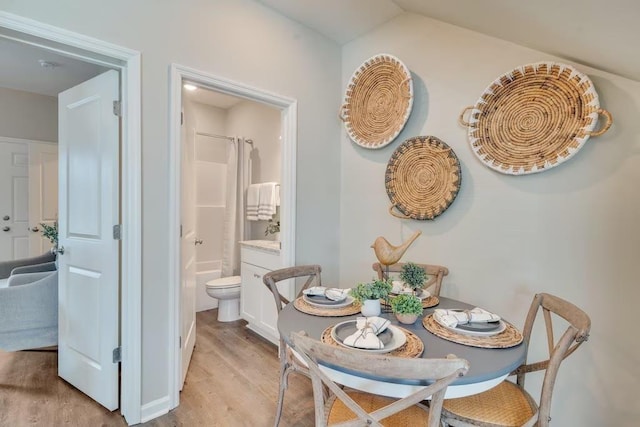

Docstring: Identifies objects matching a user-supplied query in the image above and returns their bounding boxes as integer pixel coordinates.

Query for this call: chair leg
[274,360,293,427]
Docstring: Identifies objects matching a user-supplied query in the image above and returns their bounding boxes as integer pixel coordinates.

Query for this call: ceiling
[183,84,242,109]
[0,36,108,97]
[258,0,640,82]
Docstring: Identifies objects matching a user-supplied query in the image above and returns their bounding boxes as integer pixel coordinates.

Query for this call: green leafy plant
[399,262,427,291]
[264,219,280,236]
[349,279,392,303]
[390,293,423,315]
[40,222,58,246]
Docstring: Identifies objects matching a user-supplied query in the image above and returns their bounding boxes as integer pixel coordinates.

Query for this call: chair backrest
[262,265,322,314]
[515,293,591,425]
[372,262,449,297]
[290,331,469,427]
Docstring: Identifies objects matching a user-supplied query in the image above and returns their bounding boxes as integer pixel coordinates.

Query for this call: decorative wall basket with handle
[459,62,612,175]
[340,53,413,149]
[385,136,461,220]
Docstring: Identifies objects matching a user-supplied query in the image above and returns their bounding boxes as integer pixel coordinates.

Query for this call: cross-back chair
[263,265,322,426]
[441,292,591,427]
[290,330,469,427]
[372,262,449,297]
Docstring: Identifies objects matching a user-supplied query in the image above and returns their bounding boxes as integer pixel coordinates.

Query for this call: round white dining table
[278,296,526,399]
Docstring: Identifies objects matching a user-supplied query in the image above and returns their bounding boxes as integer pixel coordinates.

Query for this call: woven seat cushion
[442,381,537,426]
[328,391,429,426]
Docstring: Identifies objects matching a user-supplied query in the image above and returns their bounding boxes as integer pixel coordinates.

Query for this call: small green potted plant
[264,219,280,240]
[40,221,58,253]
[399,262,427,294]
[390,293,423,324]
[349,278,392,317]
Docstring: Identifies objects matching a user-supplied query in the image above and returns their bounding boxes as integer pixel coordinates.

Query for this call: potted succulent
[399,262,427,294]
[349,278,392,317]
[390,293,423,324]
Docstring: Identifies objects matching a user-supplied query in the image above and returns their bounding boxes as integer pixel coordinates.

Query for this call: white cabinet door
[28,142,58,256]
[240,262,265,325]
[0,140,29,261]
[58,70,120,411]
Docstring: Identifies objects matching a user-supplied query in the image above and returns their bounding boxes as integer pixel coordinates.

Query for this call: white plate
[434,314,506,337]
[303,294,355,309]
[390,289,430,300]
[331,320,407,353]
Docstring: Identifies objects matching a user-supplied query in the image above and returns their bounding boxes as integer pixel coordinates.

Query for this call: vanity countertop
[239,240,281,254]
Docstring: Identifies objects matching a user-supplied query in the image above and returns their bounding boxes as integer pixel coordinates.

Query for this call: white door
[180,115,197,388]
[0,140,29,261]
[28,142,58,256]
[58,70,120,410]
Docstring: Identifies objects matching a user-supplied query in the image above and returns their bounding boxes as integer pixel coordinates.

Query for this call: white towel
[434,307,501,328]
[257,182,278,220]
[246,184,260,221]
[343,316,390,349]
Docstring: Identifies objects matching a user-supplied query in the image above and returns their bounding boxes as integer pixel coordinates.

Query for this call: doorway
[0,12,142,424]
[168,64,297,408]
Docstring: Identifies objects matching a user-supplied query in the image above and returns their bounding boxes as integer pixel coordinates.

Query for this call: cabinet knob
[254,273,261,279]
[2,215,9,221]
[2,226,9,232]
[30,226,40,232]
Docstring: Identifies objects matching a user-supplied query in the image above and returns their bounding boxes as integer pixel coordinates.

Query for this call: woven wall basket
[460,62,613,175]
[340,54,413,149]
[385,136,461,220]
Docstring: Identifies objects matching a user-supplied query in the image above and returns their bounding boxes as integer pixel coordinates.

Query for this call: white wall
[341,13,640,426]
[0,0,343,415]
[0,87,57,142]
[226,100,281,240]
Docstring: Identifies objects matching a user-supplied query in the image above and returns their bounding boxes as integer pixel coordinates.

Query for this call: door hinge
[113,100,122,117]
[180,112,184,125]
[180,224,183,238]
[179,336,182,349]
[112,346,122,363]
[113,224,122,240]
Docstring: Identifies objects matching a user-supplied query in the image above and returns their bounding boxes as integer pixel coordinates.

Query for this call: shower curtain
[221,137,245,277]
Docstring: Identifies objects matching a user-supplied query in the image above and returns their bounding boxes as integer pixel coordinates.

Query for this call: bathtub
[196,268,221,312]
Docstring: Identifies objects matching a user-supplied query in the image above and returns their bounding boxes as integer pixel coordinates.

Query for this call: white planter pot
[360,299,381,317]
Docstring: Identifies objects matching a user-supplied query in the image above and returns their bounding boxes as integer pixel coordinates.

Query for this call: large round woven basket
[385,136,461,220]
[460,62,612,175]
[340,54,413,149]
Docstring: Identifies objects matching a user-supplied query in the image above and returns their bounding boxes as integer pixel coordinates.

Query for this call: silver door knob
[30,226,40,232]
[54,245,65,255]
[2,226,9,232]
[194,239,203,245]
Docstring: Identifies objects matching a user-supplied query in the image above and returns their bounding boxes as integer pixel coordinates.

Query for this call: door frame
[168,63,297,407]
[0,12,142,424]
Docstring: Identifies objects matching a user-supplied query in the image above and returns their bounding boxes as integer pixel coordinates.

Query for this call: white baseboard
[140,395,171,423]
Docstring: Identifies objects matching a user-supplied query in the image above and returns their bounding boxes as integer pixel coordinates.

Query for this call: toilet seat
[206,275,241,289]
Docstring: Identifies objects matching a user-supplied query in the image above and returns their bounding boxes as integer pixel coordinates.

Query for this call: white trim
[0,136,56,145]
[168,63,297,408]
[140,395,172,423]
[0,12,142,425]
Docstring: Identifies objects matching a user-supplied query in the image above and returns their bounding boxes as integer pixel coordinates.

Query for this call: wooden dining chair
[372,262,449,297]
[263,265,323,427]
[290,330,469,427]
[441,292,591,427]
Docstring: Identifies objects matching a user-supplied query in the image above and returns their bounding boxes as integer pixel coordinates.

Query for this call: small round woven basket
[460,62,612,175]
[340,54,413,149]
[385,136,461,220]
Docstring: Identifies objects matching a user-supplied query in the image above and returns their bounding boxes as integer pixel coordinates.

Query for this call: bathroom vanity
[239,240,284,344]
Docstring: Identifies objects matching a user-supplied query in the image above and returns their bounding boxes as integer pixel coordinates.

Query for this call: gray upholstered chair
[372,262,449,297]
[0,253,58,351]
[290,331,469,427]
[440,293,591,427]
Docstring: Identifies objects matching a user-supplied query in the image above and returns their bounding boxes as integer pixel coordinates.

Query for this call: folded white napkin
[303,286,349,302]
[343,316,390,349]
[434,307,501,328]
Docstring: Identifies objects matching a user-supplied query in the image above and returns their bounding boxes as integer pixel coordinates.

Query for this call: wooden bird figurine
[371,230,422,266]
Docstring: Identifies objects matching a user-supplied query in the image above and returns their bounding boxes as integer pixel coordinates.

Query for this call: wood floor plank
[0,310,315,426]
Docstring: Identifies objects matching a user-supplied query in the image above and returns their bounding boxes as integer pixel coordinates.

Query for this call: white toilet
[205,275,242,322]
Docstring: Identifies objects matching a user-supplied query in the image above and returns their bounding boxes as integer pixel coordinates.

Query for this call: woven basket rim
[466,61,604,175]
[343,53,413,149]
[385,136,461,220]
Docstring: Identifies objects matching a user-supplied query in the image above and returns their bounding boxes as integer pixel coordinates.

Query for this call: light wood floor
[0,310,315,426]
